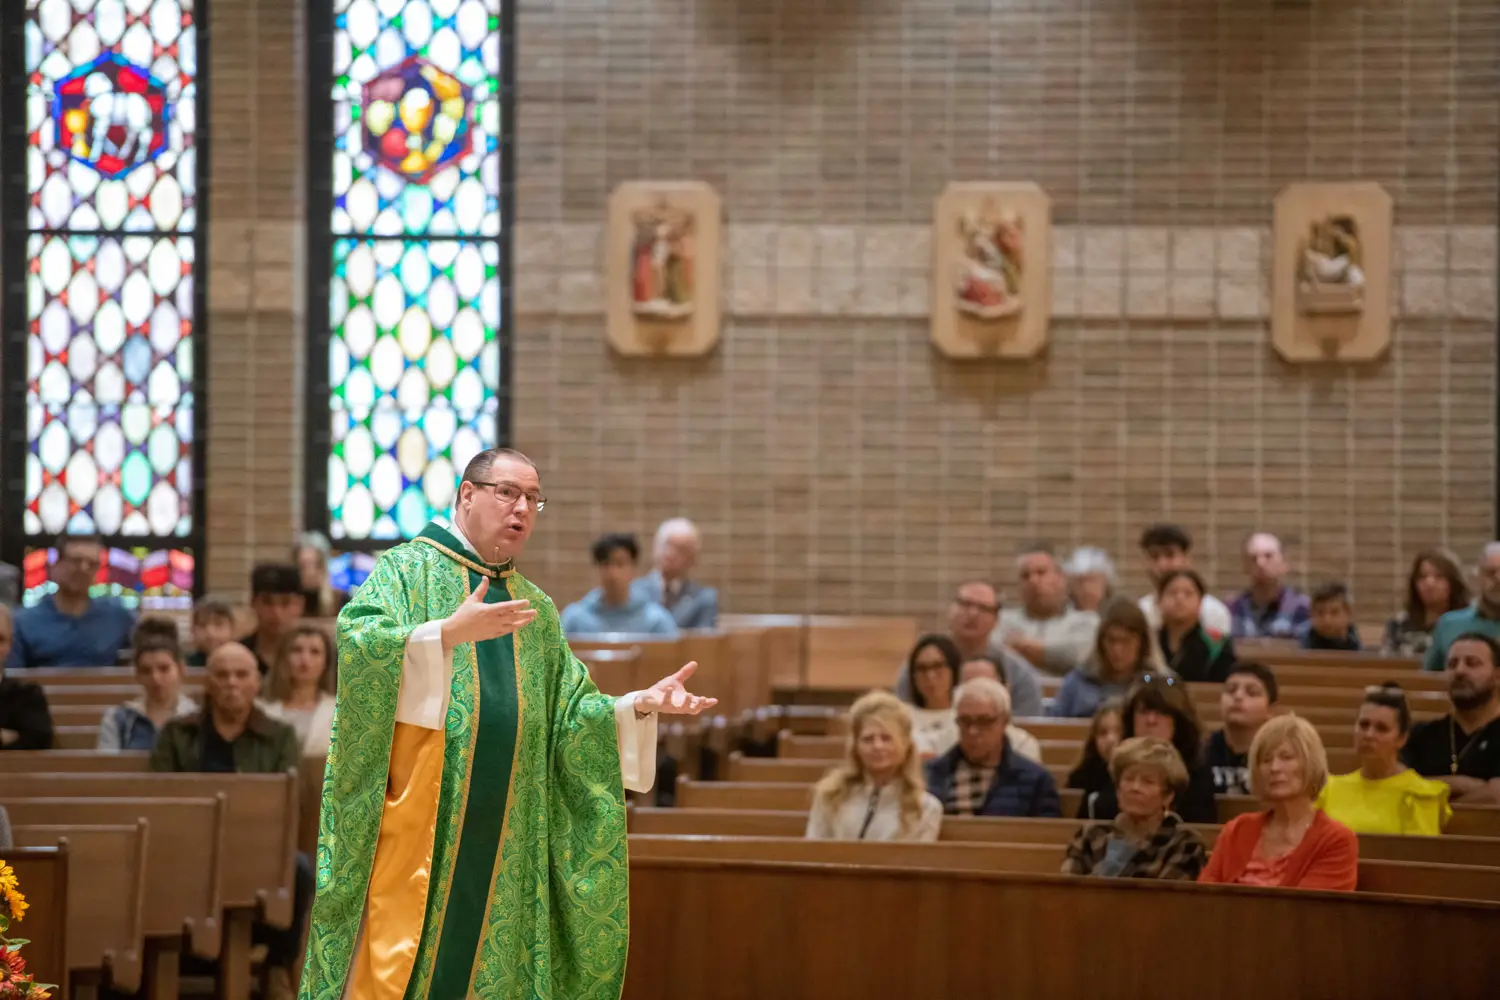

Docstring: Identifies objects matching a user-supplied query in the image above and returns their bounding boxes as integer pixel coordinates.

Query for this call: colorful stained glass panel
[332,0,501,237]
[23,545,195,609]
[25,233,195,537]
[27,0,198,232]
[329,238,499,540]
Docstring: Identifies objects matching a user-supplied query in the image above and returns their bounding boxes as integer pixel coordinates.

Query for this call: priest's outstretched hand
[633,661,718,717]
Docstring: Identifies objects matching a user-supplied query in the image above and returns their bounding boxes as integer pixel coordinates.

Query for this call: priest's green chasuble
[298,520,634,1000]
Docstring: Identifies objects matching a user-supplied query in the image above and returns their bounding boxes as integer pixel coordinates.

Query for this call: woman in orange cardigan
[1199,714,1358,890]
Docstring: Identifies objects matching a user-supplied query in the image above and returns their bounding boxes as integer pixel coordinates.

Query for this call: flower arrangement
[0,862,53,999]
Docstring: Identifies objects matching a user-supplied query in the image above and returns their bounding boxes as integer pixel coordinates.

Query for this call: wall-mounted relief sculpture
[607,181,721,356]
[932,182,1051,359]
[1272,182,1392,362]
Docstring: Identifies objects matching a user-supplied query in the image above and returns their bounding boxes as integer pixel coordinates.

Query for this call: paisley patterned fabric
[298,523,629,1000]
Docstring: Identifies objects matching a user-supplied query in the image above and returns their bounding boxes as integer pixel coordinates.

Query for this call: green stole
[412,521,520,998]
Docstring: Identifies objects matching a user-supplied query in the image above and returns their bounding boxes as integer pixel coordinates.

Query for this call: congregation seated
[1199,715,1358,890]
[925,677,1060,818]
[1066,700,1123,816]
[1318,684,1450,835]
[1156,569,1236,682]
[6,533,134,669]
[97,618,198,751]
[242,564,307,676]
[892,579,1043,718]
[262,625,337,757]
[0,605,53,750]
[1383,548,1469,656]
[902,636,1041,762]
[1202,662,1278,796]
[1063,546,1116,614]
[1301,582,1361,651]
[995,542,1098,676]
[150,640,309,997]
[1049,598,1161,718]
[806,691,942,842]
[561,532,677,637]
[1404,632,1500,804]
[1061,737,1208,881]
[953,656,1041,761]
[1423,543,1500,671]
[187,595,238,667]
[150,642,300,774]
[632,518,718,630]
[1228,532,1311,640]
[1085,674,1217,823]
[295,530,350,618]
[1137,524,1231,633]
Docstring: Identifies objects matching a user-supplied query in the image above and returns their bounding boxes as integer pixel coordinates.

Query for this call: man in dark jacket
[0,605,54,750]
[925,676,1060,817]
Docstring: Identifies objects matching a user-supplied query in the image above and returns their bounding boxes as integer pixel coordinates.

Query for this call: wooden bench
[0,796,226,960]
[801,616,918,690]
[13,821,148,994]
[626,857,1500,999]
[53,726,100,750]
[18,667,204,687]
[0,750,150,772]
[5,846,69,997]
[41,684,203,707]
[631,808,1500,867]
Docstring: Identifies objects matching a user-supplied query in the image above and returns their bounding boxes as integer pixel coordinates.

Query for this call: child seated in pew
[186,595,238,667]
[0,605,54,751]
[97,618,199,752]
[807,691,942,842]
[1061,737,1208,880]
[262,625,337,756]
[1067,700,1123,819]
[1301,583,1362,651]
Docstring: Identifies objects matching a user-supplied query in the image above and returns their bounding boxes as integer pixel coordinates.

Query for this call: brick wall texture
[193,0,1499,618]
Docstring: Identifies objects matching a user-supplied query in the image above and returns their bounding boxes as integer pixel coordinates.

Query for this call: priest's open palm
[635,661,718,716]
[441,577,537,646]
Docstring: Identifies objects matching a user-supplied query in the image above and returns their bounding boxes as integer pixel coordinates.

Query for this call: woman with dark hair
[904,634,963,757]
[1050,598,1164,718]
[1156,569,1236,683]
[1087,674,1218,823]
[1383,549,1471,656]
[1317,684,1451,835]
[263,625,337,756]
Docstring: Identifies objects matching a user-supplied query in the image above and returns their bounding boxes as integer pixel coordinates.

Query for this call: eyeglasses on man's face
[469,480,547,512]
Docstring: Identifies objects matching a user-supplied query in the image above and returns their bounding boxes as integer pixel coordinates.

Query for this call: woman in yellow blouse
[1317,684,1451,836]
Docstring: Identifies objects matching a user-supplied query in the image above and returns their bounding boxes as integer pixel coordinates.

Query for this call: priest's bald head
[454,448,546,564]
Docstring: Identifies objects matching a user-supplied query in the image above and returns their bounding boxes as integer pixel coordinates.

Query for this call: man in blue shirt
[1424,542,1500,671]
[561,533,678,637]
[6,535,136,669]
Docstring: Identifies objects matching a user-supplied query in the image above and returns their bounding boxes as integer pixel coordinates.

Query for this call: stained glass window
[23,545,195,609]
[6,0,203,594]
[320,0,507,542]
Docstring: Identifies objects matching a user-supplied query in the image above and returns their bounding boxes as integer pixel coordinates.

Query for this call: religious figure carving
[629,201,696,320]
[954,204,1025,320]
[1296,214,1365,315]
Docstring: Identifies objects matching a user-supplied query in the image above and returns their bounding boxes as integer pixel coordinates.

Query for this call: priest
[299,448,716,1000]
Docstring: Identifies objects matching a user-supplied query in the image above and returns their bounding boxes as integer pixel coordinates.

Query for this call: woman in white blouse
[263,625,337,756]
[806,690,942,842]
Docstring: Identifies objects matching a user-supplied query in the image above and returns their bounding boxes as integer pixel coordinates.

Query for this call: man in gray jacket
[995,543,1100,676]
[895,580,1044,718]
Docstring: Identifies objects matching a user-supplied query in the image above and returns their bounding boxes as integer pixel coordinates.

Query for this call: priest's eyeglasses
[470,480,547,512]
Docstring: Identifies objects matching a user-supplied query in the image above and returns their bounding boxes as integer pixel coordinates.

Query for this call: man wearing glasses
[301,448,716,1000]
[6,533,135,669]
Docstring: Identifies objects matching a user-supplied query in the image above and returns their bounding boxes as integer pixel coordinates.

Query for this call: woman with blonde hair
[806,690,943,842]
[1198,714,1358,890]
[262,625,337,756]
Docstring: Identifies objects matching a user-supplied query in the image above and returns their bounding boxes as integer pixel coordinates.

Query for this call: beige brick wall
[507,0,1499,618]
[188,0,1498,618]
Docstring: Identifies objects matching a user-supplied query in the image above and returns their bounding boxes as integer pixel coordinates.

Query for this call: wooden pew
[53,726,99,750]
[1240,646,1425,671]
[719,614,804,690]
[1189,683,1449,714]
[42,684,204,707]
[5,846,69,997]
[631,808,1500,867]
[0,796,225,960]
[18,667,204,687]
[50,705,111,729]
[0,773,297,927]
[801,615,917,690]
[13,822,148,994]
[0,751,149,773]
[626,855,1500,1000]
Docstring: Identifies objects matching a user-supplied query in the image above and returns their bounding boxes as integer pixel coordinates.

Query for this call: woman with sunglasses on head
[1084,673,1218,823]
[1316,684,1451,835]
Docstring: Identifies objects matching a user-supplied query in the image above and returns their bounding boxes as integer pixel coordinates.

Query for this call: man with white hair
[1423,542,1500,671]
[923,677,1060,818]
[633,517,719,629]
